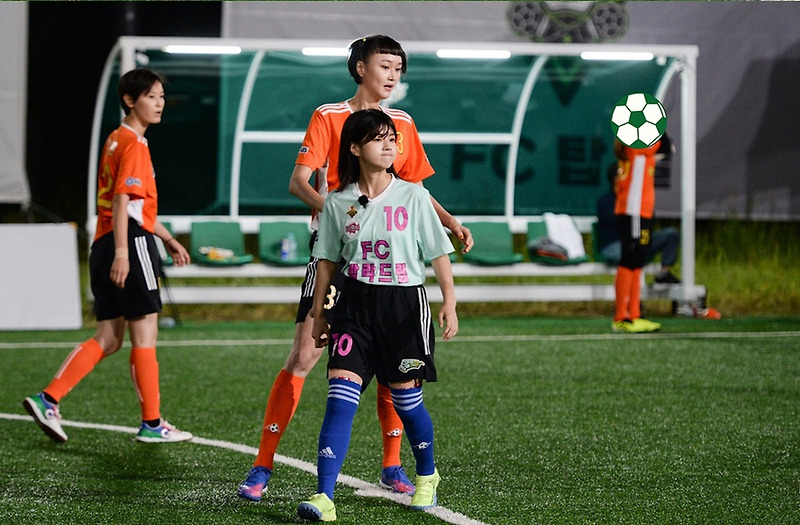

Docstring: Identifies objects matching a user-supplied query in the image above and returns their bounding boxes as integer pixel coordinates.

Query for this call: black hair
[337,109,397,190]
[118,68,165,115]
[347,35,407,85]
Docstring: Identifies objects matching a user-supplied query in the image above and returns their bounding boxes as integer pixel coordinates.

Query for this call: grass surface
[2,317,799,524]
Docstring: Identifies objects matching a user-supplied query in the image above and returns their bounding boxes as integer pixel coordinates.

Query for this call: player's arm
[415,182,473,254]
[110,193,131,288]
[310,258,337,347]
[288,164,325,212]
[153,220,190,267]
[430,254,458,341]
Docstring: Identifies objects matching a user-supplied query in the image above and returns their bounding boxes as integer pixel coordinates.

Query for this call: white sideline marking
[2,330,799,350]
[0,412,488,525]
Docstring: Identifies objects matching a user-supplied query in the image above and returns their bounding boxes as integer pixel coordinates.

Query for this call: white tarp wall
[0,224,82,330]
[0,2,30,204]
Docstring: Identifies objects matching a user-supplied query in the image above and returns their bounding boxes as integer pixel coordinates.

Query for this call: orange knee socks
[130,347,160,422]
[377,383,404,468]
[254,369,305,470]
[615,266,643,321]
[44,338,105,402]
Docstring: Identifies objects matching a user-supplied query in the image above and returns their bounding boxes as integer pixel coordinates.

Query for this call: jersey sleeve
[295,109,330,172]
[396,117,434,183]
[113,139,150,200]
[312,196,344,263]
[416,187,454,261]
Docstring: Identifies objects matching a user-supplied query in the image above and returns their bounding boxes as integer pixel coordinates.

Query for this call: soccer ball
[610,93,667,148]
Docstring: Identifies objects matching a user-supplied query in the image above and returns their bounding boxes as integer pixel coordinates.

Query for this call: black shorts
[295,231,345,324]
[617,215,653,270]
[326,277,437,385]
[89,219,162,321]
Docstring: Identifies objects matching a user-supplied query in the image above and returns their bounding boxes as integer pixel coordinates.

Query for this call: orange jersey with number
[296,102,434,198]
[614,141,660,219]
[94,124,158,240]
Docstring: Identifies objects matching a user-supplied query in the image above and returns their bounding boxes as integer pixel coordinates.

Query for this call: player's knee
[97,337,124,356]
[389,379,421,390]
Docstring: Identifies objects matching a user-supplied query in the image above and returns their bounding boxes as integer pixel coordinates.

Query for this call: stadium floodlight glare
[162,45,242,55]
[580,51,654,61]
[302,47,349,57]
[436,49,512,60]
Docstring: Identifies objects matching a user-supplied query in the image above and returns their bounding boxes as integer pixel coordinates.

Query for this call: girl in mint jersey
[297,109,457,522]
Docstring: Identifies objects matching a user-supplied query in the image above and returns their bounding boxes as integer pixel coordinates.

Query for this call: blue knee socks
[316,378,361,499]
[391,386,435,476]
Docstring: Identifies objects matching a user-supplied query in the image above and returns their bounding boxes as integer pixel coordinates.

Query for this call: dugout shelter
[88,37,702,304]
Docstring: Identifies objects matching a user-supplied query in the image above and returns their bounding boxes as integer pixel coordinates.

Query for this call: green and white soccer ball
[610,93,667,148]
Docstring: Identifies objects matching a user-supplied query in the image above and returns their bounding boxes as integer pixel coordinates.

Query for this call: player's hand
[311,311,330,348]
[110,257,129,289]
[452,223,473,254]
[438,302,458,341]
[166,239,191,267]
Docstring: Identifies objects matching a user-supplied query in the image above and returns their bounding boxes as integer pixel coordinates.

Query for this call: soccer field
[2,316,799,524]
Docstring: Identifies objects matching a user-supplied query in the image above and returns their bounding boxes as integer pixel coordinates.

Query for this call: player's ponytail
[347,35,407,84]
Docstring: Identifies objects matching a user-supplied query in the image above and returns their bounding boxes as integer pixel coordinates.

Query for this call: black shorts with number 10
[327,277,437,386]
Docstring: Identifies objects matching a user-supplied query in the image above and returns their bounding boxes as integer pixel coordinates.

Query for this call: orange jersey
[296,102,434,198]
[614,141,660,219]
[94,124,158,240]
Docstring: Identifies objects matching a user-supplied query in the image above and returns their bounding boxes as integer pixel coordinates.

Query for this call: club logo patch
[347,206,358,218]
[399,359,425,373]
[345,220,360,238]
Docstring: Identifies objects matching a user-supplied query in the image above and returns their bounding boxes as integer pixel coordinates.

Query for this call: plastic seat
[190,221,254,266]
[461,221,524,266]
[258,221,312,266]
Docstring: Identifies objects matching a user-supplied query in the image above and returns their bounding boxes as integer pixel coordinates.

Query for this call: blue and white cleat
[237,466,271,501]
[379,465,415,495]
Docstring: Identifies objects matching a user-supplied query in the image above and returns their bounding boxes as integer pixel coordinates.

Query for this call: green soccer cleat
[410,469,440,510]
[633,318,661,332]
[23,393,68,443]
[135,419,193,443]
[297,493,337,522]
[611,319,647,333]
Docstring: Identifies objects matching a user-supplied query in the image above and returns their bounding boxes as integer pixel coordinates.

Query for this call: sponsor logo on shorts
[399,359,425,373]
[125,177,142,187]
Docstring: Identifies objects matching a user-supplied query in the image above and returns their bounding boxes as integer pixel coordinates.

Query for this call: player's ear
[350,143,360,157]
[356,60,365,80]
[122,94,136,111]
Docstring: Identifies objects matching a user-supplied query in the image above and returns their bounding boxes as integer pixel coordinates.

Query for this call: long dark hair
[337,109,397,191]
[347,35,407,84]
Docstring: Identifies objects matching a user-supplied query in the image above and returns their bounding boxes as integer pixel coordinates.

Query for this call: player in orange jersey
[237,35,473,502]
[610,139,663,333]
[23,68,193,444]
